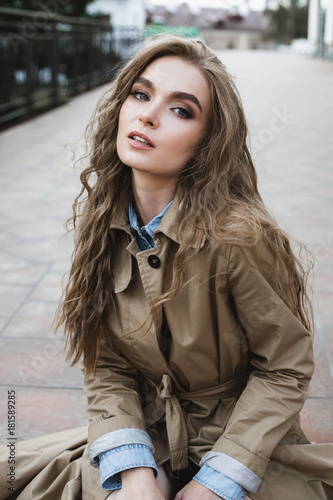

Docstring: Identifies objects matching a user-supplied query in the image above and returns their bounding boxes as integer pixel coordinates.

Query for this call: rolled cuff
[194,464,246,500]
[200,450,261,493]
[99,444,158,490]
[89,428,155,467]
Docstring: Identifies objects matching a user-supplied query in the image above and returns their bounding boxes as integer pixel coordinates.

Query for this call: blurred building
[88,1,272,51]
[88,0,145,57]
[308,0,333,59]
[91,0,146,29]
[145,2,272,49]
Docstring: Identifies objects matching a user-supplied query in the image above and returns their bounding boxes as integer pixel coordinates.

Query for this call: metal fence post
[25,37,33,113]
[51,24,59,105]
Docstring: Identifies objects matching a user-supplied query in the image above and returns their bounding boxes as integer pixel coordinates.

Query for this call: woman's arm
[83,337,160,492]
[83,338,146,446]
[208,238,314,490]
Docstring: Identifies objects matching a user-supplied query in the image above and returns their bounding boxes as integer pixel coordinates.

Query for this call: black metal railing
[0,7,143,129]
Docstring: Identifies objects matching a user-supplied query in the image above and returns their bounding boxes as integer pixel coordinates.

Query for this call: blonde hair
[56,34,313,374]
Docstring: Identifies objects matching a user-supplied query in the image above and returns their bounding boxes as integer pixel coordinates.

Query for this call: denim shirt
[93,201,248,500]
[128,199,173,250]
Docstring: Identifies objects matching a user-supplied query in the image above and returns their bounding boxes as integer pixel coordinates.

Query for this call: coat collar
[156,193,206,250]
[109,192,204,250]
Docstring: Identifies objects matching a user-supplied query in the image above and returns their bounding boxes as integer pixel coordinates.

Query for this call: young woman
[1,34,332,500]
[55,33,333,500]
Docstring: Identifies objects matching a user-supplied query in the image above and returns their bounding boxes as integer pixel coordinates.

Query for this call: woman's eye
[174,107,191,119]
[130,91,149,101]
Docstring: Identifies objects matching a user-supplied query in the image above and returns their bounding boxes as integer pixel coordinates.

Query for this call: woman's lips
[127,131,155,150]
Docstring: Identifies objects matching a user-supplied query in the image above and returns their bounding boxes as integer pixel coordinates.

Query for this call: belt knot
[156,373,173,400]
[143,370,250,472]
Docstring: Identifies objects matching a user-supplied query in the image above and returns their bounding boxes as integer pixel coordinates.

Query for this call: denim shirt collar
[129,200,173,251]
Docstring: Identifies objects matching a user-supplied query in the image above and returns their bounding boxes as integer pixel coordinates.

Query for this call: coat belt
[143,371,250,471]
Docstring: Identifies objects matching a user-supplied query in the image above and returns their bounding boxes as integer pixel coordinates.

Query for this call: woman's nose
[139,105,159,128]
[139,114,153,127]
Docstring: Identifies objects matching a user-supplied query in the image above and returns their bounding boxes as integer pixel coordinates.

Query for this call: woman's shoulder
[206,219,288,291]
[208,218,273,256]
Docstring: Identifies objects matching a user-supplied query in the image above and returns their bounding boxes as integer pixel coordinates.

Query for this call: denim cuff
[99,444,158,490]
[89,428,154,467]
[200,450,261,493]
[193,464,247,500]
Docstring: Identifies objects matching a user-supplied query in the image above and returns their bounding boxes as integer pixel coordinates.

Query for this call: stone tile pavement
[0,50,332,444]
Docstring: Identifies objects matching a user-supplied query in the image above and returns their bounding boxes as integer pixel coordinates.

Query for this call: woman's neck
[131,172,176,226]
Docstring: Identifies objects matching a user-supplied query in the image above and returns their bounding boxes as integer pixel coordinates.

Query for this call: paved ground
[0,50,332,444]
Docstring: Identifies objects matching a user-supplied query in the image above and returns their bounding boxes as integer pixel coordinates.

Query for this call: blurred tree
[265,0,309,44]
[1,0,96,17]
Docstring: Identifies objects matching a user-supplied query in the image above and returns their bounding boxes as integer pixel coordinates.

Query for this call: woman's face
[117,56,212,185]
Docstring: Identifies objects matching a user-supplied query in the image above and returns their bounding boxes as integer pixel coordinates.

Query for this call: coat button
[148,254,160,268]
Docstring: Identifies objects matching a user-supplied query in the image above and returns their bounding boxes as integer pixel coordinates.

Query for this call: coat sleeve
[212,238,315,480]
[83,336,147,448]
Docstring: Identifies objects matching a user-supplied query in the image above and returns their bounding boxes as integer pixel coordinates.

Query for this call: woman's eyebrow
[135,76,154,90]
[169,91,202,112]
[134,76,202,112]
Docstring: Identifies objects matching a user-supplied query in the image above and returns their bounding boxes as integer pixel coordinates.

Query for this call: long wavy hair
[55,34,313,374]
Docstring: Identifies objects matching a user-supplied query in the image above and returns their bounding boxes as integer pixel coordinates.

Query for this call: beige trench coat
[1,197,332,500]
